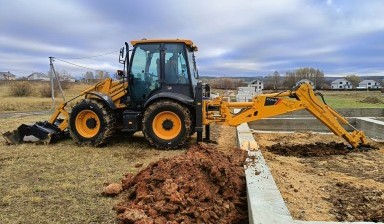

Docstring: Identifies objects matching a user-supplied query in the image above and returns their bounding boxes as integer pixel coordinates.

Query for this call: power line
[53,58,104,72]
[57,50,119,60]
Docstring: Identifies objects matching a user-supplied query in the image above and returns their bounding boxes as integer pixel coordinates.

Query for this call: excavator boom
[203,83,367,148]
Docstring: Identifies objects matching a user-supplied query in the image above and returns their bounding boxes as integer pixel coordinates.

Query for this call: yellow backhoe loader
[3,39,367,149]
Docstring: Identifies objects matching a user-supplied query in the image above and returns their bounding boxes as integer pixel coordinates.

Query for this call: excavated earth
[359,96,384,104]
[111,143,248,224]
[256,132,384,222]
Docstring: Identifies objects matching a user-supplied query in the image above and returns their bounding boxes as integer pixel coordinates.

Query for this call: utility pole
[49,57,55,108]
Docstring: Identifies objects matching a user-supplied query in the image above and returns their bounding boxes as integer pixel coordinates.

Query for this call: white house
[28,72,50,81]
[248,79,263,93]
[236,79,264,102]
[60,75,76,82]
[331,78,353,89]
[0,71,16,80]
[357,80,381,89]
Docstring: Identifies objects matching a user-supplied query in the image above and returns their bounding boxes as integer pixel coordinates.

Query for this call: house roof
[28,72,49,78]
[359,80,379,85]
[0,71,16,77]
[249,79,262,84]
[331,78,348,84]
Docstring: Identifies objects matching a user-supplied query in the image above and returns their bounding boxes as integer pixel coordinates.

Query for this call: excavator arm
[203,83,367,148]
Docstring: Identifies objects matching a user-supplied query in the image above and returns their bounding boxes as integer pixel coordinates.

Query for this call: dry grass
[0,81,92,112]
[0,114,186,223]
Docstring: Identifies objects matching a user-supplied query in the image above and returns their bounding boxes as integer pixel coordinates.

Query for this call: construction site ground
[253,132,384,222]
[0,112,241,223]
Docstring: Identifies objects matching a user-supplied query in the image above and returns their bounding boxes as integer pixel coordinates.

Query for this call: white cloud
[1,0,384,76]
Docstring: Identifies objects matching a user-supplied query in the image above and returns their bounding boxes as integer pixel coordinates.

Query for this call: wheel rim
[75,110,100,138]
[152,111,182,140]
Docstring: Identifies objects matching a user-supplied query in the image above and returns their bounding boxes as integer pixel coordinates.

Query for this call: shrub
[40,84,58,97]
[60,81,71,90]
[9,81,33,97]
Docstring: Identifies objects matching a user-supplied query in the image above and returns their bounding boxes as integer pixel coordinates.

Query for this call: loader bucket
[3,120,69,144]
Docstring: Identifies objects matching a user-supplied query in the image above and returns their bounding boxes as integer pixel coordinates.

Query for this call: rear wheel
[142,100,191,149]
[69,99,116,146]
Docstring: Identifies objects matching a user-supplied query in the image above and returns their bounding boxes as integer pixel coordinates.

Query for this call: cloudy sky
[1,0,384,77]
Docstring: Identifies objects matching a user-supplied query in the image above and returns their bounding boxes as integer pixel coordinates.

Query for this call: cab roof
[131,39,198,51]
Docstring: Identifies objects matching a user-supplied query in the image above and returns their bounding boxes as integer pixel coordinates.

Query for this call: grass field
[320,90,384,108]
[0,115,185,223]
[0,80,382,223]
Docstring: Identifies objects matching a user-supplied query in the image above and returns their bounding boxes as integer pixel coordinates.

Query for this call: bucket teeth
[2,120,69,145]
[3,130,22,144]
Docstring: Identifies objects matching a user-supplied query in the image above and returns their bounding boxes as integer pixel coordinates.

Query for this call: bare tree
[345,74,361,87]
[272,71,281,90]
[283,71,297,88]
[84,71,94,83]
[283,67,325,89]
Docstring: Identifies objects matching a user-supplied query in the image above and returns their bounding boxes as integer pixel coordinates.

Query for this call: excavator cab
[126,40,199,109]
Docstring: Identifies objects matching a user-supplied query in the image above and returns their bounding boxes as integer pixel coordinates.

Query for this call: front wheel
[142,100,191,149]
[69,99,116,146]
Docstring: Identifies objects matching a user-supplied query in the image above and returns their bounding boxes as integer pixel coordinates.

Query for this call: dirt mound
[359,96,384,104]
[113,144,248,224]
[328,182,384,222]
[266,142,352,157]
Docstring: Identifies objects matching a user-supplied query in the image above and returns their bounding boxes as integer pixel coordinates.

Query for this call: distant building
[236,79,263,102]
[357,80,381,89]
[28,72,50,81]
[248,79,263,93]
[331,78,353,89]
[0,71,16,80]
[60,75,76,82]
[296,79,315,89]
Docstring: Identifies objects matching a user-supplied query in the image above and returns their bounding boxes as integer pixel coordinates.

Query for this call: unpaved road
[0,110,50,118]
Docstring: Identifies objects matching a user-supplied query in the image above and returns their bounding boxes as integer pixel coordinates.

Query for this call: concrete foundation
[355,118,384,140]
[273,108,384,117]
[237,123,381,224]
[248,117,383,140]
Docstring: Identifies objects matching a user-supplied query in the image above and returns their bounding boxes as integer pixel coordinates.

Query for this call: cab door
[129,44,160,107]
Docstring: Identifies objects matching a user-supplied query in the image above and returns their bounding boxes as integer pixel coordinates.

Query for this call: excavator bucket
[2,120,69,144]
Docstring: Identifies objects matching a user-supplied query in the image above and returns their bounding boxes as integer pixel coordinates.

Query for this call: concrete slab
[238,123,293,224]
[356,117,384,140]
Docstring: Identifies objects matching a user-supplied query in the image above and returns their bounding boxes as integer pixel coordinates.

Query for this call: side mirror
[117,70,124,76]
[115,70,124,80]
[119,47,125,64]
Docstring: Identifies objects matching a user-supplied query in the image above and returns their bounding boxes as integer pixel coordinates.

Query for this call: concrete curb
[237,123,381,224]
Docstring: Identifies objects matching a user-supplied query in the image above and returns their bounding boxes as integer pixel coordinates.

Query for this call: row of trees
[83,70,111,83]
[204,67,327,90]
[204,67,378,90]
[203,78,246,89]
[264,67,326,90]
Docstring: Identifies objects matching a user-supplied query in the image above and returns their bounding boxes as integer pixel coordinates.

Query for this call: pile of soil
[328,182,384,222]
[112,144,248,224]
[359,96,384,104]
[266,142,351,157]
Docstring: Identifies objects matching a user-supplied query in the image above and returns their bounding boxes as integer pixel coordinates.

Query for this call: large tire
[69,99,116,146]
[142,100,191,149]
